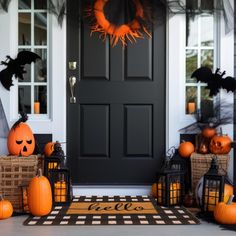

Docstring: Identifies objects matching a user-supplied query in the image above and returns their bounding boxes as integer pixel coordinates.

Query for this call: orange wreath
[87,0,151,47]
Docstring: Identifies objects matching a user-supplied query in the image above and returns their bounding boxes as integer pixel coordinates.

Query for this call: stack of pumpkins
[178,126,232,159]
[0,113,52,220]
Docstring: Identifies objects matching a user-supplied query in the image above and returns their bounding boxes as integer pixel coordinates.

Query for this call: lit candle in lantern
[157,182,181,205]
[34,102,40,114]
[54,181,67,202]
[48,162,58,169]
[205,190,219,211]
[187,102,196,114]
[20,185,29,213]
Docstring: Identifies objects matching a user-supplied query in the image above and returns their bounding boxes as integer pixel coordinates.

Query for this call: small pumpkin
[44,142,55,157]
[27,169,52,216]
[202,126,216,138]
[214,195,236,224]
[209,135,232,154]
[7,112,35,157]
[0,196,13,220]
[178,141,195,158]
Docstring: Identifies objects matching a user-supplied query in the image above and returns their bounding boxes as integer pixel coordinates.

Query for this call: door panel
[67,1,166,184]
[80,105,110,157]
[124,105,153,157]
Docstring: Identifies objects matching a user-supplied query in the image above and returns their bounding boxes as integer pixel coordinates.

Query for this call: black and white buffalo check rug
[23,196,200,226]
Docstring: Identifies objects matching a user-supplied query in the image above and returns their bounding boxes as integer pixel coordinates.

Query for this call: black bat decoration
[191,67,236,97]
[0,51,41,90]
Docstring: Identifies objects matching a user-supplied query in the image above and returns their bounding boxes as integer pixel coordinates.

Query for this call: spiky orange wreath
[87,0,151,47]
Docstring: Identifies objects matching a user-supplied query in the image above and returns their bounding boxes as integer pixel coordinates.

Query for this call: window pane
[201,87,214,122]
[186,16,198,47]
[18,13,31,45]
[34,13,47,45]
[186,49,198,83]
[34,49,47,82]
[34,86,47,114]
[34,0,47,9]
[201,49,214,69]
[201,15,214,46]
[186,86,197,114]
[17,50,31,82]
[19,0,31,9]
[19,86,31,114]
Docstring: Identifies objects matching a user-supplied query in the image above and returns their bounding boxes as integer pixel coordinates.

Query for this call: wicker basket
[0,155,43,213]
[190,152,230,196]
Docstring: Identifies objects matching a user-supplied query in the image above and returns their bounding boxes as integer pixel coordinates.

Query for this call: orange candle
[187,102,196,114]
[204,190,219,211]
[157,182,181,205]
[54,181,67,202]
[34,102,40,114]
[48,162,58,169]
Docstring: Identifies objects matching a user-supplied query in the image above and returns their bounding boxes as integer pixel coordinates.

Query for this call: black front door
[67,1,166,184]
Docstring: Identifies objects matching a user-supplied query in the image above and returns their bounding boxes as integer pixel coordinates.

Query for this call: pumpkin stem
[219,127,223,136]
[12,112,28,129]
[38,168,42,177]
[226,195,234,205]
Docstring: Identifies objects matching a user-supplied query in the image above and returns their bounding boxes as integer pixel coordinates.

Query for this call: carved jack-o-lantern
[209,135,232,154]
[7,113,35,157]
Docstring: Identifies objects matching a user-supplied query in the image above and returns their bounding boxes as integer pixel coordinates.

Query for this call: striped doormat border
[24,196,200,226]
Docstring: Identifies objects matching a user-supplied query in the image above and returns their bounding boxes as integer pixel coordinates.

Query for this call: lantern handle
[166,146,176,161]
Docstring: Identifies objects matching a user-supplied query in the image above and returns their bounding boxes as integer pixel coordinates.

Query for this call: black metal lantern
[49,168,72,204]
[44,156,63,177]
[156,160,185,207]
[202,157,225,212]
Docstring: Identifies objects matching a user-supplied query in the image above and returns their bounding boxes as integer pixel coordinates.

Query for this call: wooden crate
[0,155,43,213]
[190,152,229,196]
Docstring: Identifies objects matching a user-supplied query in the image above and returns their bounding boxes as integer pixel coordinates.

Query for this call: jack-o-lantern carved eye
[16,140,23,145]
[26,140,32,144]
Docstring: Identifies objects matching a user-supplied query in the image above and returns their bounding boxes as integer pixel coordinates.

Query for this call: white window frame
[185,14,217,116]
[18,0,49,117]
[0,0,66,143]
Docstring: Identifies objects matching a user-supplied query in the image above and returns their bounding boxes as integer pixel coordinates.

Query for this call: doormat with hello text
[23,196,200,226]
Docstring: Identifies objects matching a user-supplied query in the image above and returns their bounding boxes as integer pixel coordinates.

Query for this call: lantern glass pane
[204,178,221,212]
[54,173,67,203]
[157,176,165,205]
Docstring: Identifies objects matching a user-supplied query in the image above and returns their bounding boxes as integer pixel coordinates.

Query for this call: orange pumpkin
[0,196,13,220]
[27,169,52,216]
[7,113,35,157]
[214,195,236,224]
[202,127,216,138]
[209,135,232,154]
[178,141,195,158]
[44,142,55,157]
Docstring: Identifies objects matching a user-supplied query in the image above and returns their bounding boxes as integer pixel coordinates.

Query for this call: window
[185,14,216,118]
[18,0,49,115]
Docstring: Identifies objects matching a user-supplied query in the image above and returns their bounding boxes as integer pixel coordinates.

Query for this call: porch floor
[1,215,235,236]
